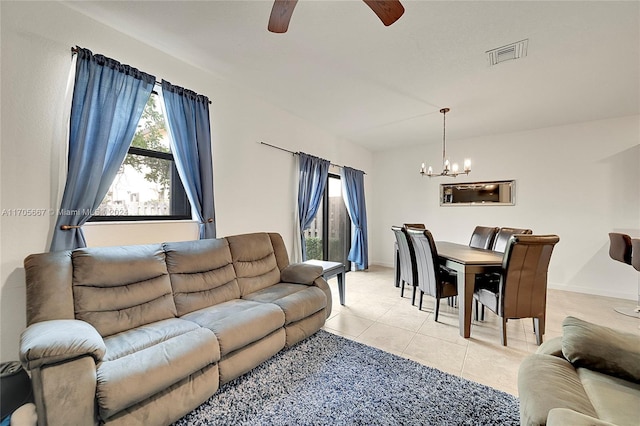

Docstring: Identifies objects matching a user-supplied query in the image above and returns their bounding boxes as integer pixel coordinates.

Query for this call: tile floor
[322,265,640,396]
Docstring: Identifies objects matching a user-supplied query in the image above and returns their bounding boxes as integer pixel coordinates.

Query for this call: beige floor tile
[323,312,374,337]
[402,333,467,375]
[354,322,415,356]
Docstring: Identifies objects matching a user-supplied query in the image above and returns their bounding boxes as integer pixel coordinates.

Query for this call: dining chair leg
[400,280,405,298]
[533,318,543,345]
[435,298,440,322]
[500,317,508,346]
[474,300,479,321]
[412,285,417,306]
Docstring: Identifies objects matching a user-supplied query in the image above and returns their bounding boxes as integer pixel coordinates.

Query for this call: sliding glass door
[303,173,351,268]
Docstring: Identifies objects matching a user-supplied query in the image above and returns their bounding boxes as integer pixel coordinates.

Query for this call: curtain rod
[71,46,212,104]
[259,141,366,174]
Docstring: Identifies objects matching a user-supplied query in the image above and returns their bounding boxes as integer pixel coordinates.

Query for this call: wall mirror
[440,180,515,206]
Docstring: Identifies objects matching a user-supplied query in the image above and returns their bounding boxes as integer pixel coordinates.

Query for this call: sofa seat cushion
[243,283,327,325]
[102,318,214,362]
[518,354,597,426]
[96,326,218,419]
[180,299,285,357]
[577,368,640,426]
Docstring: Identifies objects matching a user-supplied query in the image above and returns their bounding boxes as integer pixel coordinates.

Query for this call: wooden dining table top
[435,241,504,265]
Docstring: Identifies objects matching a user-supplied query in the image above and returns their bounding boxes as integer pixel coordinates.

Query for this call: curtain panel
[341,166,368,270]
[50,47,155,251]
[296,152,330,261]
[161,80,216,239]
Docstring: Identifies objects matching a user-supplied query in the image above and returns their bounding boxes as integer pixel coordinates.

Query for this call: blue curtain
[298,152,330,260]
[50,47,155,251]
[341,166,368,270]
[162,80,216,239]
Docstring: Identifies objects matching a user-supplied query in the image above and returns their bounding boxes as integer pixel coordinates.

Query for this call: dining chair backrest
[392,226,417,287]
[631,239,640,272]
[469,226,499,250]
[500,234,560,319]
[403,223,426,230]
[608,232,632,265]
[407,228,440,297]
[492,227,533,253]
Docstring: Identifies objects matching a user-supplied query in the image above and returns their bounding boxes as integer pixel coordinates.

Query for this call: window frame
[88,145,192,222]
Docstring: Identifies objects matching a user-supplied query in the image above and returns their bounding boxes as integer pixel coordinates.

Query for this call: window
[303,173,351,267]
[90,93,191,221]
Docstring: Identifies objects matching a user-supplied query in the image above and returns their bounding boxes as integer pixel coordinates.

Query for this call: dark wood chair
[491,227,533,253]
[394,224,426,288]
[407,228,458,321]
[474,234,560,346]
[391,226,418,305]
[469,226,499,250]
[608,232,632,264]
[632,238,640,271]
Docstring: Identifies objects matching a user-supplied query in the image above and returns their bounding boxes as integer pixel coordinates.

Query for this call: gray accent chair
[19,232,331,426]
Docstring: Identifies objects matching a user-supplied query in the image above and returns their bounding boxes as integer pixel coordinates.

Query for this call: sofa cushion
[180,299,285,357]
[518,354,597,426]
[243,283,327,324]
[226,233,281,296]
[72,245,177,337]
[96,326,218,419]
[577,368,640,426]
[547,408,617,426]
[562,316,640,382]
[280,263,323,285]
[164,239,240,316]
[102,318,214,362]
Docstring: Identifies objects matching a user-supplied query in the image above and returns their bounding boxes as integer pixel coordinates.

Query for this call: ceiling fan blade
[268,0,299,33]
[363,0,405,26]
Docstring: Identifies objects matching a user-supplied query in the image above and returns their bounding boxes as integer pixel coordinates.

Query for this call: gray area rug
[174,330,520,425]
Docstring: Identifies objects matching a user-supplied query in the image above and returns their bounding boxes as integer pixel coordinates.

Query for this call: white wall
[371,115,640,300]
[0,1,372,362]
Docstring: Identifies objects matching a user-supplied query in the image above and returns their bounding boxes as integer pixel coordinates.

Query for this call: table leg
[459,271,475,338]
[337,272,345,305]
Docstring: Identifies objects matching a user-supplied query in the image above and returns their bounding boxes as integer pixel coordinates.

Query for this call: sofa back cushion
[72,245,177,337]
[226,233,281,296]
[164,239,240,316]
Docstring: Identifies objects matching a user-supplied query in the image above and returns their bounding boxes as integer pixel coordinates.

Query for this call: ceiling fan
[268,0,405,33]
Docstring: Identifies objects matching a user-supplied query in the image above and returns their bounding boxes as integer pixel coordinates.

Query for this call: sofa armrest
[280,263,323,285]
[20,319,106,370]
[536,336,563,357]
[547,408,616,426]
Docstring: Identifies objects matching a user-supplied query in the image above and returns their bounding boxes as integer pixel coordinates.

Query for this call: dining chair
[469,226,499,250]
[473,234,560,346]
[608,232,632,264]
[403,223,426,230]
[491,227,533,253]
[393,224,425,288]
[407,228,458,321]
[391,226,419,305]
[631,238,640,271]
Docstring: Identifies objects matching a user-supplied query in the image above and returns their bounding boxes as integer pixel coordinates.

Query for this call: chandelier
[419,108,471,178]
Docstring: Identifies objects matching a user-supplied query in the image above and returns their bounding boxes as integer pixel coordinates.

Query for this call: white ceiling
[63,0,639,151]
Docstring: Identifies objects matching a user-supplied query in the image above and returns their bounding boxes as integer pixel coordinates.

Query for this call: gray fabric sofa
[518,316,640,426]
[19,232,332,426]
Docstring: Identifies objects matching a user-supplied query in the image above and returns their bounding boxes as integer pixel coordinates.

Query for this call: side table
[303,259,346,305]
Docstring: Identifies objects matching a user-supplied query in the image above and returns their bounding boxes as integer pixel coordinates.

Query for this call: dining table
[435,241,504,338]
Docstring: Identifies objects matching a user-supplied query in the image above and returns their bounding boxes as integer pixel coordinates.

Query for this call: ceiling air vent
[486,39,528,66]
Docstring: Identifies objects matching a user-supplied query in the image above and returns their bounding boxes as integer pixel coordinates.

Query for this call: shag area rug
[173,330,520,425]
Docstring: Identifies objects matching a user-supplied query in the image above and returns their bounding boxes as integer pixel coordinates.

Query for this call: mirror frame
[440,180,516,206]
